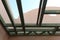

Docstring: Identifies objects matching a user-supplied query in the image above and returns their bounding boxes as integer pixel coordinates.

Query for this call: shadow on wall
[0,23,9,40]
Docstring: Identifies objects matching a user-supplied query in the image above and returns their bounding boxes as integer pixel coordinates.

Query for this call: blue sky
[8,0,40,19]
[21,0,40,13]
[8,0,19,19]
[8,0,60,19]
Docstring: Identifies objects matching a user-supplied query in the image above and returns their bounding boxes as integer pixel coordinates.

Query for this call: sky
[21,0,40,13]
[8,0,60,19]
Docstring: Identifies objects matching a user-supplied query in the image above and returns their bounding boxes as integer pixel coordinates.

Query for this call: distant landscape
[14,7,60,24]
